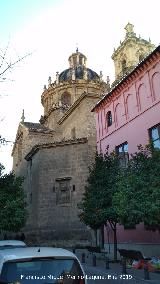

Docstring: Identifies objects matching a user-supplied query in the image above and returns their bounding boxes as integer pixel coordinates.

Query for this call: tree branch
[0,52,31,78]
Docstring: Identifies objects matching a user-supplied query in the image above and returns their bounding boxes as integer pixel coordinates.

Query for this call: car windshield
[0,258,84,283]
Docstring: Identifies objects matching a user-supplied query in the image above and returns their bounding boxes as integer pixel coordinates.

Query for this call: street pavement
[82,263,160,284]
[74,252,160,284]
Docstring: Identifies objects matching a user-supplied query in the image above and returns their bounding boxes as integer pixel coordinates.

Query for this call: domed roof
[58,49,100,83]
[59,66,100,82]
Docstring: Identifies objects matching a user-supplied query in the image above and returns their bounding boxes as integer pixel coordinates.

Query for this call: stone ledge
[25,137,88,161]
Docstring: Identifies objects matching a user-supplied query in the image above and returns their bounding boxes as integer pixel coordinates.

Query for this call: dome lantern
[58,50,100,83]
[68,50,87,68]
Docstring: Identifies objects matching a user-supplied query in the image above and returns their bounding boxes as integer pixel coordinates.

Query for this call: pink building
[92,46,160,255]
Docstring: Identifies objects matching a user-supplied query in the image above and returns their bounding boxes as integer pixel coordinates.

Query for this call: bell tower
[111,23,155,86]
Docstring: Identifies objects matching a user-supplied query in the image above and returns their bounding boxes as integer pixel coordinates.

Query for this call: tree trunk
[113,226,117,261]
[100,225,104,249]
[94,229,98,246]
[109,221,118,261]
[105,223,111,254]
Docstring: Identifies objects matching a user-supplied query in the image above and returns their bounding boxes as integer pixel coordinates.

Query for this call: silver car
[0,240,26,249]
[0,247,86,284]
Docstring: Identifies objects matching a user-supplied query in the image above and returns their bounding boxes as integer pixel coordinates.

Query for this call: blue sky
[0,0,60,37]
[0,0,160,171]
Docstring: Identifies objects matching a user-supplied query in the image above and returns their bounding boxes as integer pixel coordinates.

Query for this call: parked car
[0,240,26,249]
[0,247,87,283]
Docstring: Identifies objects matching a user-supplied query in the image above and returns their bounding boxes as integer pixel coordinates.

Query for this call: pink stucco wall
[104,223,160,244]
[96,59,160,154]
[94,51,160,244]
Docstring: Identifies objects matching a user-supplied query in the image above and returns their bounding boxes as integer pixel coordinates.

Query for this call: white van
[0,247,87,284]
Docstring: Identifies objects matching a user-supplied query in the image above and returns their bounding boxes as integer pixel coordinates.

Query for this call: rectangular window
[116,142,129,167]
[149,123,160,149]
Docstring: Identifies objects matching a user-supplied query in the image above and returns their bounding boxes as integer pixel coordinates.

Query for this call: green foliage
[0,163,27,232]
[78,150,120,229]
[114,145,160,231]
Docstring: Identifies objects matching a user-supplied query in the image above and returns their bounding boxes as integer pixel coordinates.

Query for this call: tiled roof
[22,122,49,131]
[59,66,100,82]
[25,137,88,160]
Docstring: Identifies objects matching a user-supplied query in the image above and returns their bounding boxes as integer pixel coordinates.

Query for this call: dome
[59,66,100,82]
[58,49,100,83]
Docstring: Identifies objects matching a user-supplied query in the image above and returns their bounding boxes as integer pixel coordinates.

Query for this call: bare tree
[0,42,31,145]
[0,42,31,82]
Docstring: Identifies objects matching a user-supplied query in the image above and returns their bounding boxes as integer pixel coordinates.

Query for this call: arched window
[122,59,126,74]
[45,98,48,112]
[71,127,76,139]
[61,92,71,106]
[106,111,112,127]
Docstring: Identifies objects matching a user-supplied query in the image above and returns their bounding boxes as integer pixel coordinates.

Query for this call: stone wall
[12,125,55,172]
[60,95,99,140]
[23,138,93,245]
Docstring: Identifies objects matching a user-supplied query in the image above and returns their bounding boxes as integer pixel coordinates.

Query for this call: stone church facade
[12,50,109,245]
[12,23,155,246]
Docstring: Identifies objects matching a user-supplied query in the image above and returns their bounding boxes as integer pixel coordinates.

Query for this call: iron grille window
[116,142,129,167]
[149,124,160,149]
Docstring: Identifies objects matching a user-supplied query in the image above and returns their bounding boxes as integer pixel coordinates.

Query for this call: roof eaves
[25,137,88,161]
[92,45,160,112]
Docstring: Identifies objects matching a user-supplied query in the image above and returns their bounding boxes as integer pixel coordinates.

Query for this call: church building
[12,49,109,245]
